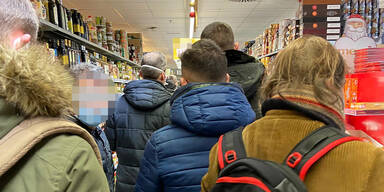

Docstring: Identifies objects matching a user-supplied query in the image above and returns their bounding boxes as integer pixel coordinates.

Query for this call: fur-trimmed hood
[0,44,74,118]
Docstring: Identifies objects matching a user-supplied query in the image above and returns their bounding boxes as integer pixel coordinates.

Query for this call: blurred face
[72,71,117,127]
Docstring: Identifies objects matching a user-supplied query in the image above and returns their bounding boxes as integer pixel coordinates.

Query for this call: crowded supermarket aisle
[1,0,384,192]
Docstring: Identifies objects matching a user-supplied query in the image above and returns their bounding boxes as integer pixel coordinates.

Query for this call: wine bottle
[66,9,73,33]
[63,7,68,30]
[61,39,69,66]
[55,0,63,28]
[79,13,85,38]
[72,9,81,36]
[48,0,58,25]
[42,0,49,21]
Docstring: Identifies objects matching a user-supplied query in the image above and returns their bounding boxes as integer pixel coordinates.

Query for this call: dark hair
[141,67,162,80]
[180,39,227,82]
[200,22,234,51]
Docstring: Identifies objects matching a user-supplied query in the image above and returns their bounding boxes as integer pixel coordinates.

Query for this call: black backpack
[211,126,362,192]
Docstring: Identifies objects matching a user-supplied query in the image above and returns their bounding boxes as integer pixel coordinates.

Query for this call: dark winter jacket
[135,83,255,192]
[226,50,265,119]
[69,116,115,192]
[106,80,172,192]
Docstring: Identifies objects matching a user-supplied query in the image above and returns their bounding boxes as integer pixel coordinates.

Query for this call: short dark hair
[200,22,234,51]
[180,39,227,82]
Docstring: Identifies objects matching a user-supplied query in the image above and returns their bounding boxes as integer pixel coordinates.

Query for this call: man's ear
[11,33,31,49]
[225,73,230,83]
[159,72,166,83]
[139,71,143,79]
[180,77,188,86]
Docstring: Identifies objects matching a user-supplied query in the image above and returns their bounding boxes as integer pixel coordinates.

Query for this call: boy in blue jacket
[135,39,256,192]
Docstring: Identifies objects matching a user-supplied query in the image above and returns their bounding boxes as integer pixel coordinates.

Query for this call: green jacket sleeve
[64,139,110,192]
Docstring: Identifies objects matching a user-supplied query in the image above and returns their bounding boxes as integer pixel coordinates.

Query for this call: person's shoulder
[342,140,384,158]
[326,139,384,171]
[151,124,191,145]
[32,134,95,170]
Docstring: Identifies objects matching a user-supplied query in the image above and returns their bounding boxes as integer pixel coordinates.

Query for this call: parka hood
[124,80,171,110]
[0,44,74,118]
[170,83,256,137]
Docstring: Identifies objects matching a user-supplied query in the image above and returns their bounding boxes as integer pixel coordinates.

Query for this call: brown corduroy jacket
[201,110,384,192]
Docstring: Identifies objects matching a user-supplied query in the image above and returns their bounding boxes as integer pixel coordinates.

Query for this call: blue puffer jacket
[135,83,256,192]
[106,80,172,192]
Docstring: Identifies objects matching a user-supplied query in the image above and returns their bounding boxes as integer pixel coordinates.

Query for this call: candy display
[342,0,384,42]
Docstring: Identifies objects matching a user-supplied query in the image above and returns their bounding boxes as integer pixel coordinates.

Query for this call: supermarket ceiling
[63,0,299,68]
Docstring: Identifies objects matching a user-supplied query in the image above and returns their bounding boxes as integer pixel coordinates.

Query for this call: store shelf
[39,19,140,68]
[345,108,384,116]
[112,78,131,84]
[257,49,281,60]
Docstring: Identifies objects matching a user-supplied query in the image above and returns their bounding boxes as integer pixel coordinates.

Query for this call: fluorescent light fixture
[189,0,195,39]
[189,18,194,39]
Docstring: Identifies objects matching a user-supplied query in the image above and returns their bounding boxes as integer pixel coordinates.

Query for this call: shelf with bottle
[95,58,139,94]
[33,0,140,67]
[246,18,301,68]
[42,37,91,68]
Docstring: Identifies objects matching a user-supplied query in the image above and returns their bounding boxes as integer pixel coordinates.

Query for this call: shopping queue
[1,0,384,192]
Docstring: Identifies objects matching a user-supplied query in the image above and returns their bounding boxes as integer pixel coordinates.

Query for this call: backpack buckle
[225,150,237,164]
[286,152,302,168]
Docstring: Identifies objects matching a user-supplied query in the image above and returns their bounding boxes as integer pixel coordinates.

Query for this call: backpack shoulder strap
[217,127,247,170]
[0,117,102,177]
[284,126,362,181]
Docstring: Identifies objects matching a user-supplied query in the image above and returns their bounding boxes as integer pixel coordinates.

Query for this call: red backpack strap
[284,126,363,180]
[218,127,247,170]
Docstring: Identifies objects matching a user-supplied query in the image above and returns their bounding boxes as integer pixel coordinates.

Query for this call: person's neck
[269,87,345,129]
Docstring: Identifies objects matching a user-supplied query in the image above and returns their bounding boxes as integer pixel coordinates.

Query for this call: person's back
[201,36,384,192]
[201,22,265,118]
[135,39,255,192]
[106,52,172,192]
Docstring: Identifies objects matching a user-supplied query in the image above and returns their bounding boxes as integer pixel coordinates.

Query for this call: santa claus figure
[335,14,376,73]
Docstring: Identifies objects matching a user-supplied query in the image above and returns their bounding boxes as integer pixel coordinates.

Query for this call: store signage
[334,14,376,73]
[327,5,341,10]
[173,38,200,68]
[328,23,341,28]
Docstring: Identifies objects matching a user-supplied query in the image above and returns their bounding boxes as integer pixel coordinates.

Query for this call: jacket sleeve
[135,135,162,192]
[65,139,110,192]
[105,113,117,151]
[201,143,220,192]
[363,147,384,191]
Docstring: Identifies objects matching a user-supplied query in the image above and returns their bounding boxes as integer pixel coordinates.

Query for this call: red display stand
[344,71,384,145]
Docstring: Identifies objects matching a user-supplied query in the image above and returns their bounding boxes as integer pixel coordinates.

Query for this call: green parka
[0,45,109,192]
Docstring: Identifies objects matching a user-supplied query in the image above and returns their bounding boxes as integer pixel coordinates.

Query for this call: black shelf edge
[257,49,281,60]
[39,19,140,68]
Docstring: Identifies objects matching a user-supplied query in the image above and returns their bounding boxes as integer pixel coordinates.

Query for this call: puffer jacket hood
[225,49,256,66]
[225,49,265,118]
[124,80,171,110]
[0,44,74,118]
[170,83,256,137]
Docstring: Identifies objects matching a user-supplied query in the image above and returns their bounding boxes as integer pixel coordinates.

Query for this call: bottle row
[42,37,140,93]
[31,0,143,64]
